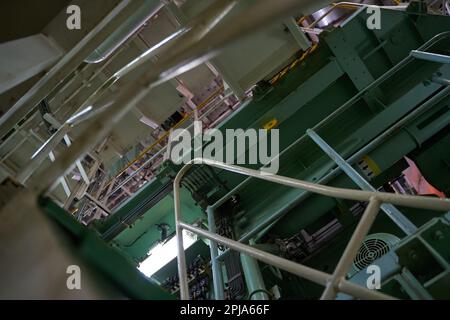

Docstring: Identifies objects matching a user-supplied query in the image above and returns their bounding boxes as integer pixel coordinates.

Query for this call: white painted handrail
[174,158,450,300]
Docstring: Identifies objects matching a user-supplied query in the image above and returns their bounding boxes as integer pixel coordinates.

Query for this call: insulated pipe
[85,0,165,64]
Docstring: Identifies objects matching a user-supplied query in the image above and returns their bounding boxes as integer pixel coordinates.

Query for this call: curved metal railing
[173,158,450,300]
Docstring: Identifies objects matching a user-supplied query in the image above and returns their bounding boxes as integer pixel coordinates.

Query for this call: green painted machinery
[41,5,450,299]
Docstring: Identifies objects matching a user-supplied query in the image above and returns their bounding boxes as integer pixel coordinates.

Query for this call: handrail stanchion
[321,197,381,300]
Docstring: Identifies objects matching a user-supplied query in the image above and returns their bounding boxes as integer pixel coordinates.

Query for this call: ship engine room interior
[1,0,450,300]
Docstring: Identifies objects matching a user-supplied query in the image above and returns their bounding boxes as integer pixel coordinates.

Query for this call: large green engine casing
[102,7,450,260]
[41,6,450,299]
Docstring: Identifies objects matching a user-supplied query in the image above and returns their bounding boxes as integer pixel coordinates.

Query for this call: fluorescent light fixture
[66,105,93,124]
[31,139,52,159]
[138,230,197,278]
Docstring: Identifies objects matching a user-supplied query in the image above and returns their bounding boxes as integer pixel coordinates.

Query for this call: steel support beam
[307,129,418,235]
[214,84,450,261]
[284,17,311,50]
[33,0,339,198]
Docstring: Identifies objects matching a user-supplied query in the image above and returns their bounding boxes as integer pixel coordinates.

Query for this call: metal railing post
[207,68,450,262]
[321,197,381,300]
[25,0,328,196]
[180,222,330,286]
[174,165,192,300]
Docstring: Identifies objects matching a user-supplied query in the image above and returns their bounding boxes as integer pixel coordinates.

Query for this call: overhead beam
[0,0,146,140]
[0,34,63,95]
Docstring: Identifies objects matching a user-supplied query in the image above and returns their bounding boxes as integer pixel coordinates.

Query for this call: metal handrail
[174,158,450,300]
[181,33,450,265]
[298,1,406,30]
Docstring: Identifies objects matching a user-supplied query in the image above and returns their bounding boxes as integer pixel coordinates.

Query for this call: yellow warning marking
[263,119,279,131]
[362,155,382,176]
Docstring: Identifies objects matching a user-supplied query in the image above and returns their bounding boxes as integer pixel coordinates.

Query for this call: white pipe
[321,197,381,300]
[176,159,450,212]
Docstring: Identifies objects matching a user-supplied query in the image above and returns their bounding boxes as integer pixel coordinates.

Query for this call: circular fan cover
[351,233,400,274]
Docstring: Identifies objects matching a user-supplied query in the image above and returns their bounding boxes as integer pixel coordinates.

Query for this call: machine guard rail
[174,159,450,300]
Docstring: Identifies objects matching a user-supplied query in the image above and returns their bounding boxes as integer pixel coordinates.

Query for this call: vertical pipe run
[241,240,270,300]
[174,173,190,300]
[207,206,225,300]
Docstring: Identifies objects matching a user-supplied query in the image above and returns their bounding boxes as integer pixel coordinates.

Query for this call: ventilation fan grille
[351,233,400,274]
[354,238,390,271]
